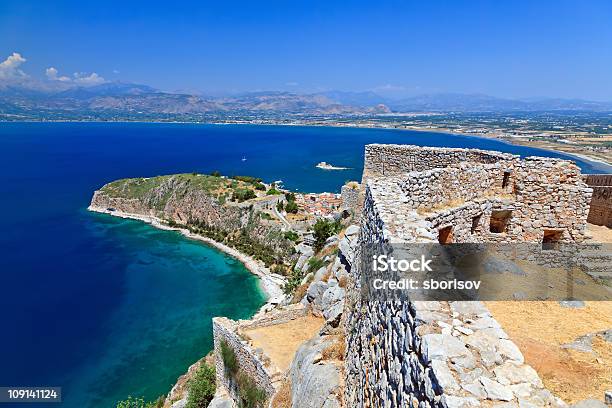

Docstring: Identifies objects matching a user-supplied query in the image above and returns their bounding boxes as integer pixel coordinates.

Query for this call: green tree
[313,218,341,252]
[186,363,216,408]
[285,201,298,214]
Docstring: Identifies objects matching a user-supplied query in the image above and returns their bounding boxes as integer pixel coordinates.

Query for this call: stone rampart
[344,186,566,407]
[342,145,591,407]
[363,144,517,180]
[212,305,307,405]
[341,182,361,211]
[212,317,276,403]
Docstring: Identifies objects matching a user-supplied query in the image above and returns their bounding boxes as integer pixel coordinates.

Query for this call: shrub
[267,188,282,195]
[186,363,216,408]
[220,340,237,376]
[276,201,284,212]
[306,257,325,273]
[283,231,299,241]
[116,396,164,408]
[283,268,304,295]
[260,212,272,220]
[237,372,267,408]
[232,175,263,184]
[313,219,342,252]
[210,170,221,177]
[232,188,256,202]
[254,182,266,191]
[284,201,298,214]
[271,264,287,275]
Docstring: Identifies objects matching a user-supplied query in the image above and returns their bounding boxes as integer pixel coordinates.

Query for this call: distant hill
[0,80,610,121]
[385,93,612,112]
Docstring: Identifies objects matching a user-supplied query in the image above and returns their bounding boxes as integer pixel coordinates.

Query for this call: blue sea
[0,122,609,407]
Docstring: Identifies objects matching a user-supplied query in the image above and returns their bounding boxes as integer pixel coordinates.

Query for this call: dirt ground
[485,301,612,404]
[243,315,324,372]
[587,223,612,243]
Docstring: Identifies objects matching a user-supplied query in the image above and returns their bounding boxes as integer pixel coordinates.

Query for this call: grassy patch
[220,339,238,376]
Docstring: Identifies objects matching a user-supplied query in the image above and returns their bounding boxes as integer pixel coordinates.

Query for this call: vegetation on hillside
[284,192,299,214]
[313,218,342,252]
[115,396,164,408]
[185,363,216,408]
[100,173,264,208]
[219,340,267,408]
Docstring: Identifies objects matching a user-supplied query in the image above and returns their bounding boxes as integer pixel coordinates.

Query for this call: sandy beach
[87,205,287,308]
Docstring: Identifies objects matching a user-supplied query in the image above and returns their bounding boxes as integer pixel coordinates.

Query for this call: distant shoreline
[87,205,287,310]
[5,119,611,171]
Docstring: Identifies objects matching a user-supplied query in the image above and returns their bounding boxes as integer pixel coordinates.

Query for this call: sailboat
[241,155,247,162]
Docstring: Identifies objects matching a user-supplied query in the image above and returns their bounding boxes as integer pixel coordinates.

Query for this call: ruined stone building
[360,144,592,246]
[344,144,596,407]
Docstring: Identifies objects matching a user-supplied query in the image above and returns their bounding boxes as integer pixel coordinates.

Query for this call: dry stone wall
[363,144,516,180]
[341,183,361,211]
[343,145,591,407]
[212,318,278,404]
[362,147,592,245]
[344,192,566,408]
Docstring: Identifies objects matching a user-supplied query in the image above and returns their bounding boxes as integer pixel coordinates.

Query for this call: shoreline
[7,119,611,171]
[87,205,287,310]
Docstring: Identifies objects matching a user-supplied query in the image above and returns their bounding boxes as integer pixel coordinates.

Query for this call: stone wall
[344,188,566,407]
[341,182,361,211]
[363,144,517,180]
[363,154,591,245]
[212,317,277,404]
[586,174,612,227]
[342,145,588,407]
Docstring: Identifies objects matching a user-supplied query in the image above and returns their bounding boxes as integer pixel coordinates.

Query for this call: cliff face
[90,174,294,264]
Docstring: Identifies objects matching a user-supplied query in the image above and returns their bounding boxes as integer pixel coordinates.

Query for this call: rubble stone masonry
[343,144,592,407]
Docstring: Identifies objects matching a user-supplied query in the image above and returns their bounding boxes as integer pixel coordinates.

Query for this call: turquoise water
[0,122,609,407]
[65,214,266,406]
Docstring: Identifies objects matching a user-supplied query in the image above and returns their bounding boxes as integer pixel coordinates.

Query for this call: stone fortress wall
[586,174,612,227]
[212,305,307,404]
[341,182,361,211]
[361,144,592,245]
[343,144,595,407]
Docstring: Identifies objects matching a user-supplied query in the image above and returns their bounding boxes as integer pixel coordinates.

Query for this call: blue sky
[1,0,611,99]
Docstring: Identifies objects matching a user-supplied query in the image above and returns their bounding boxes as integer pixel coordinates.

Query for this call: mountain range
[1,80,611,120]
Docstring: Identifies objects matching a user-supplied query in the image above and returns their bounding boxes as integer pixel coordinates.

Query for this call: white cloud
[285,81,299,87]
[45,67,70,82]
[0,52,28,79]
[45,66,106,85]
[72,72,105,85]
